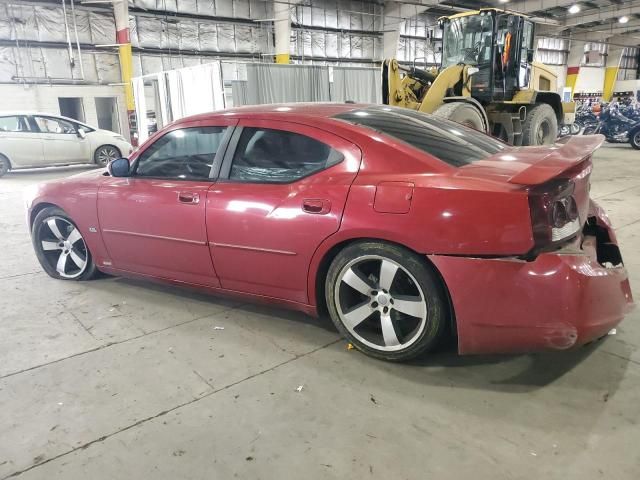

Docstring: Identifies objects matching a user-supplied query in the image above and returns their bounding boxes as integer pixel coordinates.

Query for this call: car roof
[180,103,366,123]
[0,112,94,128]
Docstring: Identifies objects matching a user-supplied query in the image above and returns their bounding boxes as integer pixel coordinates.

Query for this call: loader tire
[433,102,486,132]
[522,103,558,146]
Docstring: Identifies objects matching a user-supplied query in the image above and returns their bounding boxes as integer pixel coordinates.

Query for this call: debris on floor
[347,343,354,350]
[295,385,304,392]
[213,326,225,330]
[608,328,617,335]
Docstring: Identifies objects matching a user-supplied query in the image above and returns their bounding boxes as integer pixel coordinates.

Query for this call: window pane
[135,127,227,180]
[35,117,76,134]
[229,127,343,183]
[0,116,27,132]
[334,107,506,167]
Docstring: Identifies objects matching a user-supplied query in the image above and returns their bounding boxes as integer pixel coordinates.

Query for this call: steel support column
[113,0,133,139]
[603,45,625,101]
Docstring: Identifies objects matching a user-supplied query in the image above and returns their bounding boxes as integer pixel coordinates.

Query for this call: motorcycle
[595,104,640,150]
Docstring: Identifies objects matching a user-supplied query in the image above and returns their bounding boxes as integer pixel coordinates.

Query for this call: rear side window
[334,106,506,167]
[229,127,343,183]
[0,116,29,132]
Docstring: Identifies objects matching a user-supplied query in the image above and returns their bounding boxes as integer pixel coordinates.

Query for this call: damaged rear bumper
[428,204,634,355]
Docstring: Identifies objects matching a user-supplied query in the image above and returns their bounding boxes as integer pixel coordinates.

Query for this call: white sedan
[0,112,133,177]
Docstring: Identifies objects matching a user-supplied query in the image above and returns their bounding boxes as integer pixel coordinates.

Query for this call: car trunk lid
[456,135,604,234]
[455,135,604,186]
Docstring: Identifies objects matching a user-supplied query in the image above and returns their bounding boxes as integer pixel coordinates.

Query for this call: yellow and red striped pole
[113,0,135,142]
[603,46,624,102]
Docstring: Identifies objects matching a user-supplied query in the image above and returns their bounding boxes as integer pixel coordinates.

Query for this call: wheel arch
[534,92,563,123]
[0,152,12,167]
[29,202,61,230]
[442,96,490,133]
[310,236,457,336]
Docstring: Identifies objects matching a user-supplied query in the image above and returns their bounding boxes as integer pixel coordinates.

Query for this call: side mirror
[107,157,131,177]
[77,128,86,139]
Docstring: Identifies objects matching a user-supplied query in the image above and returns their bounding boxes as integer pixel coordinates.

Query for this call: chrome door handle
[178,192,200,204]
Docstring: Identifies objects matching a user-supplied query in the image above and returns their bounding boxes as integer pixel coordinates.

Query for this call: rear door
[32,115,89,164]
[0,115,44,167]
[206,119,361,304]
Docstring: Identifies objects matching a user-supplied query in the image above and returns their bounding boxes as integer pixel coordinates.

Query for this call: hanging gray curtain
[245,63,331,104]
[232,80,249,107]
[331,66,382,104]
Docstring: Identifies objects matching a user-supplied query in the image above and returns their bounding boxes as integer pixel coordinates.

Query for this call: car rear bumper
[428,206,634,355]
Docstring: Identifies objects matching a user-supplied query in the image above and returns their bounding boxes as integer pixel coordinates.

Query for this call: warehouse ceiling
[393,0,640,41]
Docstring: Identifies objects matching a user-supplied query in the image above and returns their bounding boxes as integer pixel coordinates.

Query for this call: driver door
[518,20,534,89]
[97,120,236,286]
[493,15,520,101]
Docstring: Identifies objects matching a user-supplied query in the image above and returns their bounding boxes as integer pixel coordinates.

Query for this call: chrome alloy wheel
[95,146,119,166]
[38,216,89,279]
[334,255,428,352]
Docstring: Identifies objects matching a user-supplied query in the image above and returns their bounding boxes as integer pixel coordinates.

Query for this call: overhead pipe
[60,0,75,70]
[70,0,85,79]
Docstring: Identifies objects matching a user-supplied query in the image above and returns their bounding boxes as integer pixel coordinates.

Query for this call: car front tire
[32,206,98,281]
[94,145,121,167]
[0,155,10,177]
[325,241,447,362]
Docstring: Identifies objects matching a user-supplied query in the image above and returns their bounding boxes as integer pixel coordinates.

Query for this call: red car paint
[27,104,634,354]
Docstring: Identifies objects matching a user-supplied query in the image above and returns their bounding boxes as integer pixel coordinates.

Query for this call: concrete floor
[1,143,639,479]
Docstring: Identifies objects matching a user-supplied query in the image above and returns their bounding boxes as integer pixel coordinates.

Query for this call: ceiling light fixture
[568,4,581,14]
[499,0,510,3]
[619,16,629,24]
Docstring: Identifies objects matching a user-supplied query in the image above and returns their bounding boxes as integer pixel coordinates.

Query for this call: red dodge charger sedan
[26,104,634,361]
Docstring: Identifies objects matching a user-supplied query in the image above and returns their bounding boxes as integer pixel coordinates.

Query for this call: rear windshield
[334,106,506,167]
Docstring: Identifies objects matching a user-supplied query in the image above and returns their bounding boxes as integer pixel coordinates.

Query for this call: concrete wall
[0,84,129,139]
[614,79,640,100]
[574,66,605,93]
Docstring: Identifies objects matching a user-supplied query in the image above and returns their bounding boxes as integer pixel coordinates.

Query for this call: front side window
[0,116,29,132]
[229,127,343,183]
[135,127,227,180]
[34,116,77,134]
[441,14,494,68]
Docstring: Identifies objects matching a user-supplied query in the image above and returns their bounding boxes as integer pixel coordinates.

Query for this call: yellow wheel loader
[382,8,575,146]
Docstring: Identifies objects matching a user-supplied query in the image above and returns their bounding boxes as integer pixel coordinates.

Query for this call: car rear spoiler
[508,135,604,185]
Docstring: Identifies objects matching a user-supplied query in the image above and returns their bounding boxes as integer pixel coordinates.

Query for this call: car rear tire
[630,129,640,150]
[434,101,486,132]
[94,145,121,167]
[32,206,98,281]
[522,103,558,146]
[325,241,447,362]
[0,155,10,177]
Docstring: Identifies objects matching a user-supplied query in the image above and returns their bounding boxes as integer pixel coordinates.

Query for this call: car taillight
[528,179,581,249]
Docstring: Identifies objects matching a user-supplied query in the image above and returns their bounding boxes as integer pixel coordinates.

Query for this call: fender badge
[89,227,97,233]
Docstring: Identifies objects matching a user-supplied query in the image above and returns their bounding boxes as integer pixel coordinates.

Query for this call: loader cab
[440,9,536,103]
